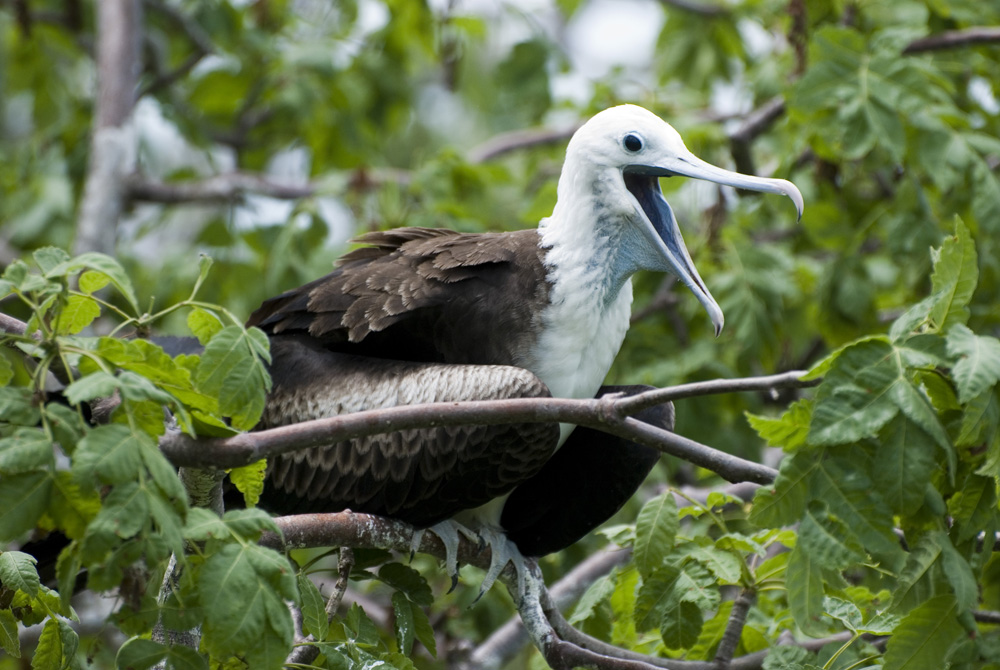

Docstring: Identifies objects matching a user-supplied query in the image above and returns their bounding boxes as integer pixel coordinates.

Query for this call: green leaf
[391,590,416,654]
[33,247,71,275]
[47,252,139,314]
[63,371,120,406]
[786,545,825,635]
[660,598,702,650]
[55,294,100,334]
[298,574,330,640]
[948,474,998,544]
[73,423,144,487]
[883,595,963,670]
[0,353,12,386]
[0,428,55,474]
[746,399,812,452]
[749,452,815,528]
[946,324,1000,404]
[808,338,900,445]
[633,491,678,577]
[672,560,718,610]
[892,534,943,614]
[229,459,266,507]
[78,270,110,294]
[195,326,271,430]
[811,459,903,568]
[0,550,40,597]
[187,307,224,345]
[0,387,41,425]
[115,638,168,670]
[681,543,742,584]
[569,572,614,625]
[199,543,296,668]
[938,533,977,611]
[0,609,19,658]
[634,564,680,631]
[928,217,978,332]
[377,562,433,606]
[47,470,101,539]
[872,415,937,514]
[32,618,65,670]
[797,501,865,570]
[0,471,53,543]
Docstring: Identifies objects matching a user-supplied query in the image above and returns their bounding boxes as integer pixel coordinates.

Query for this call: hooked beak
[623,152,803,337]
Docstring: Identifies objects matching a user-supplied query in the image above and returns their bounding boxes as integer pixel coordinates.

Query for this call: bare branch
[614,369,816,415]
[903,27,1000,54]
[140,0,214,96]
[728,97,787,176]
[125,168,412,204]
[75,0,142,256]
[0,312,31,338]
[159,393,779,484]
[326,548,354,619]
[713,590,753,668]
[467,124,582,164]
[653,0,728,18]
[465,549,633,670]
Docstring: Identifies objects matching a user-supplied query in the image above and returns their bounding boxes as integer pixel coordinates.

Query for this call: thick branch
[160,392,779,484]
[75,0,142,257]
[903,27,1000,54]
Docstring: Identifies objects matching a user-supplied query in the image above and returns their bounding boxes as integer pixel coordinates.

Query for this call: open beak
[623,153,803,337]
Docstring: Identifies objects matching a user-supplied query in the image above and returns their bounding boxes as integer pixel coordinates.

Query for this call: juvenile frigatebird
[248,104,802,594]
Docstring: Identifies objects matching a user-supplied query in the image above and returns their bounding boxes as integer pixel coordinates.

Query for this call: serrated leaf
[34,247,71,275]
[569,572,614,625]
[187,307,224,345]
[808,338,900,445]
[0,551,40,597]
[797,501,865,570]
[55,295,100,335]
[746,399,812,452]
[0,609,19,658]
[298,574,330,640]
[823,596,864,631]
[47,252,139,314]
[610,565,638,647]
[199,543,295,667]
[673,561,718,610]
[938,533,977,611]
[392,590,416,654]
[47,470,101,540]
[947,324,1000,404]
[229,459,266,507]
[165,645,208,670]
[344,602,380,647]
[0,471,53,543]
[948,474,998,544]
[195,326,271,430]
[73,423,144,487]
[378,562,433,606]
[32,618,65,670]
[928,217,977,332]
[633,491,678,577]
[883,595,963,670]
[218,508,280,541]
[0,353,12,386]
[681,543,742,584]
[115,637,169,669]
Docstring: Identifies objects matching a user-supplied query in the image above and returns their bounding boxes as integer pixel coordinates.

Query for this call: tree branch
[728,97,787,176]
[74,0,142,256]
[713,590,753,669]
[653,0,728,18]
[159,391,779,484]
[903,27,1000,54]
[467,124,582,164]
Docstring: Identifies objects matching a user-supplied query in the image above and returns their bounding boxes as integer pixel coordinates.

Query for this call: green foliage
[3,0,1000,667]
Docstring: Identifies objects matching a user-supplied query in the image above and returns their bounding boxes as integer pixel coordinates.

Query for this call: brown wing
[256,335,560,527]
[246,228,550,366]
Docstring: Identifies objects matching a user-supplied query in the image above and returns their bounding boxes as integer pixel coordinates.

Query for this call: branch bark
[903,27,1000,54]
[74,0,142,257]
[159,390,781,484]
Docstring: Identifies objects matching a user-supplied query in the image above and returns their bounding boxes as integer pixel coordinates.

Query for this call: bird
[247,104,803,596]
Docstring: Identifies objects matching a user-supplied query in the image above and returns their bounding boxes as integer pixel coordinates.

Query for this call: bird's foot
[473,526,528,604]
[410,520,481,593]
[410,521,528,603]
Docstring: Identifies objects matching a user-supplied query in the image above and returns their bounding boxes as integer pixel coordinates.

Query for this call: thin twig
[326,547,354,619]
[614,370,816,415]
[467,125,582,164]
[713,590,753,669]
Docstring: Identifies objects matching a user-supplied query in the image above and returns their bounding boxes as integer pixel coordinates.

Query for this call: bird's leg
[410,520,482,592]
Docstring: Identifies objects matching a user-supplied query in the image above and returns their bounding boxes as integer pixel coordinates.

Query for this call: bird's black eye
[623,134,643,152]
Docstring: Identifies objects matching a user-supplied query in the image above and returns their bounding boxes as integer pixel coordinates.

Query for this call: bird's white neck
[528,166,637,426]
